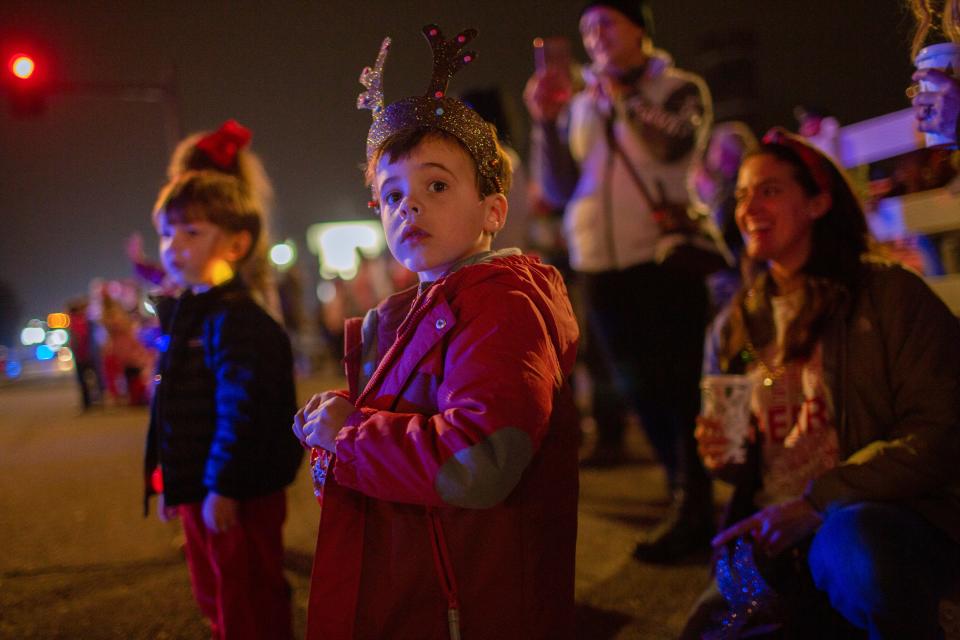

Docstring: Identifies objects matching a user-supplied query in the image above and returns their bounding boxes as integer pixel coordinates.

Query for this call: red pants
[178,490,293,640]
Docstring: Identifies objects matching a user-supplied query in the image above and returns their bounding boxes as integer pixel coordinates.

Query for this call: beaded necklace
[742,338,785,388]
[741,283,804,387]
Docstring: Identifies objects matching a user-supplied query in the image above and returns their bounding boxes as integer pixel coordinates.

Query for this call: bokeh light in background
[45,329,69,347]
[46,312,70,329]
[5,360,22,379]
[20,323,45,346]
[56,347,73,371]
[269,240,297,271]
[316,280,337,304]
[9,54,35,79]
[9,315,77,377]
[306,221,385,282]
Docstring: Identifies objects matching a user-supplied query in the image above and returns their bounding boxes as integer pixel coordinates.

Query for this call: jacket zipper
[355,286,432,407]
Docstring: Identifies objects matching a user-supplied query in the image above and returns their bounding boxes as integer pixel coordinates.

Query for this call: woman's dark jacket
[705,261,960,543]
[144,278,303,512]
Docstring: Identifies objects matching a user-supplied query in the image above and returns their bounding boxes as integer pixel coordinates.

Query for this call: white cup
[700,374,754,464]
[915,42,960,147]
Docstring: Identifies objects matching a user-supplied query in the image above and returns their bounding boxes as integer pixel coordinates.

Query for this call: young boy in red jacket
[291,26,580,640]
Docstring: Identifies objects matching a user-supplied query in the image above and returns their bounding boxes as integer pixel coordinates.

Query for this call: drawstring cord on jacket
[364,285,463,639]
[428,509,462,640]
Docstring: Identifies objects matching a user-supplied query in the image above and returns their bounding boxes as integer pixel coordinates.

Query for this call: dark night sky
[0,1,914,336]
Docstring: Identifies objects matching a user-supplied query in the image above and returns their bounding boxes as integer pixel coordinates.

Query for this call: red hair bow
[196,119,252,170]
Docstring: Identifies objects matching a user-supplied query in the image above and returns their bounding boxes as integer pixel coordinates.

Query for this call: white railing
[839,108,960,313]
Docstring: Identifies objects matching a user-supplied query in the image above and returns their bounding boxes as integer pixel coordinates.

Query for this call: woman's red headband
[761,127,833,195]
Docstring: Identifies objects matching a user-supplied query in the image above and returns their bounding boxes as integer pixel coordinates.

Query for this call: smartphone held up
[527,36,576,121]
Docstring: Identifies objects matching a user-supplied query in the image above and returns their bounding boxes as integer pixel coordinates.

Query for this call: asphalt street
[3,373,955,638]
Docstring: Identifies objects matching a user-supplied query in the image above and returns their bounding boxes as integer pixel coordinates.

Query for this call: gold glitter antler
[358,37,392,115]
[422,24,478,98]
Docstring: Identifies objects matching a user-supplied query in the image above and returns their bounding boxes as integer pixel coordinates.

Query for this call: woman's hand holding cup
[695,415,732,472]
[912,67,960,142]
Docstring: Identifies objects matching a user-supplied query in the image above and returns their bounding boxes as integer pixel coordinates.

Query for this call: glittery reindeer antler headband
[358,24,502,187]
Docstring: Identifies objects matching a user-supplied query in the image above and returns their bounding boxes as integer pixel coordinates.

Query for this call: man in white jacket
[526,0,715,562]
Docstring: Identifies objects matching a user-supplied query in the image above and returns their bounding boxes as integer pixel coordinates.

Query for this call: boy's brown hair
[365,126,513,200]
[153,170,263,262]
[153,170,277,306]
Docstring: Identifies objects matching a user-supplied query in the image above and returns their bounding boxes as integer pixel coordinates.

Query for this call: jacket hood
[435,253,579,383]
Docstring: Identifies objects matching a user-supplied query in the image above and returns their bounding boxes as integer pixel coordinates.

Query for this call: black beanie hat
[580,1,654,34]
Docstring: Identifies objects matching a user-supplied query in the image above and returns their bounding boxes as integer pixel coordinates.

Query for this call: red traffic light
[4,50,47,116]
[9,54,36,80]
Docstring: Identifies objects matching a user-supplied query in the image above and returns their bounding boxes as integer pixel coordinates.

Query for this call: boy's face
[156,210,245,290]
[374,136,506,282]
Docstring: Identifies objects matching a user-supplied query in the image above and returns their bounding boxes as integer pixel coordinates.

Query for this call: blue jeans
[809,502,960,640]
[680,503,959,639]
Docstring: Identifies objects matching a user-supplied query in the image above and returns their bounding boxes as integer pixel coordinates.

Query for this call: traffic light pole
[53,64,182,151]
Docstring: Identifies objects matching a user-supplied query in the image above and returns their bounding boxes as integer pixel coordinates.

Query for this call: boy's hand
[202,492,239,533]
[156,493,178,522]
[292,391,338,447]
[302,396,355,453]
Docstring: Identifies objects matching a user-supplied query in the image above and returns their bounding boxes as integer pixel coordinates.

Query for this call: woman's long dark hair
[719,133,873,371]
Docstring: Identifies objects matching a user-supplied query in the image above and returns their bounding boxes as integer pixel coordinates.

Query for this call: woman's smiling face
[734,154,827,275]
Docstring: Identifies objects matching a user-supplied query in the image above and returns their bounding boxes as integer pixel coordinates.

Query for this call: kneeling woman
[682,128,960,639]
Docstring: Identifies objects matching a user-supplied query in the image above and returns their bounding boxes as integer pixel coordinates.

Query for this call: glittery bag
[705,536,835,639]
[706,537,783,639]
[310,447,334,505]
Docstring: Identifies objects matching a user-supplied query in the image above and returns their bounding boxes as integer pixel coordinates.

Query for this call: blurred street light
[10,54,35,80]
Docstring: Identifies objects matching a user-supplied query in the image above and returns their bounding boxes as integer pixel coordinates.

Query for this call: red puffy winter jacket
[306,253,580,639]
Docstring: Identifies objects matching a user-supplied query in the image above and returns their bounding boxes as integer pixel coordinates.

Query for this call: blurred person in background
[689,121,758,313]
[462,86,532,252]
[66,296,103,410]
[143,121,303,639]
[100,290,152,406]
[910,0,960,144]
[794,104,842,161]
[525,0,715,562]
[100,288,154,406]
[144,121,303,640]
